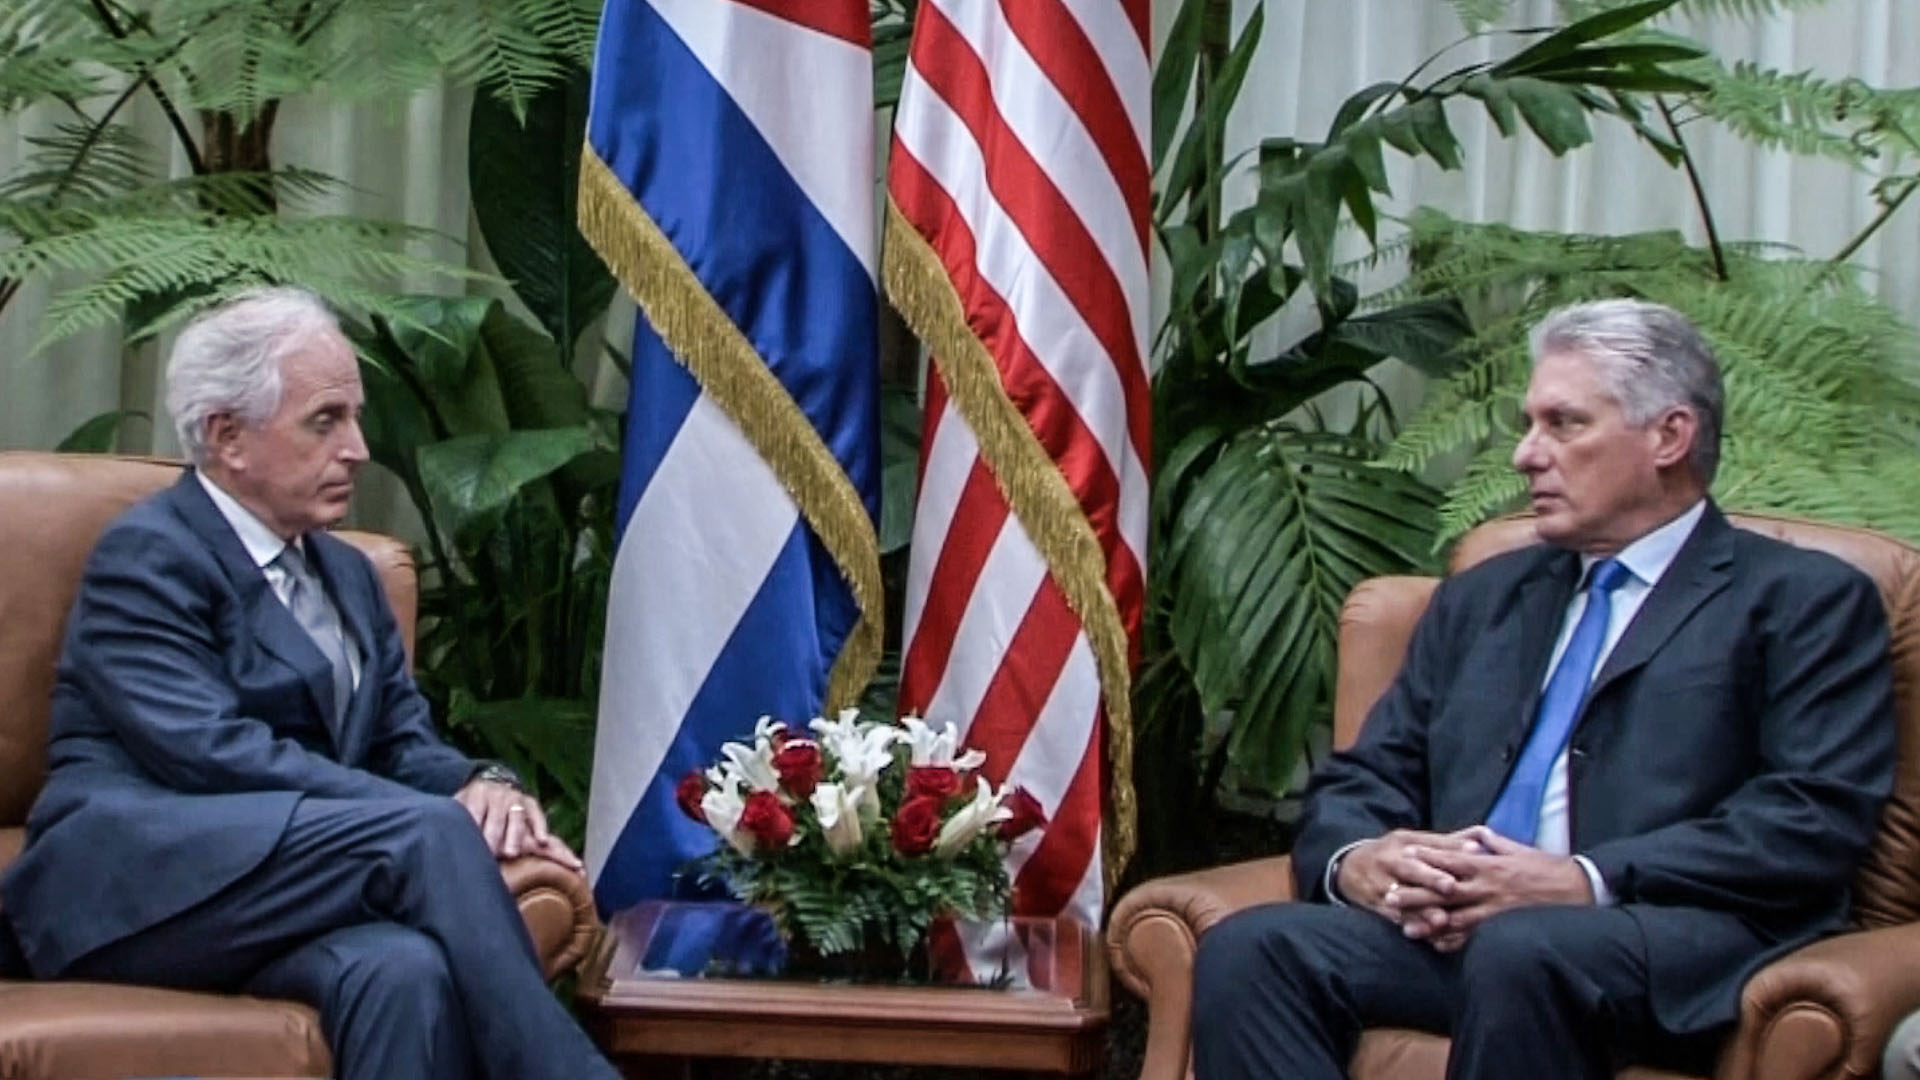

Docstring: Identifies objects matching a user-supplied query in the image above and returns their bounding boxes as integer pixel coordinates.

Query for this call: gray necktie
[276,543,353,727]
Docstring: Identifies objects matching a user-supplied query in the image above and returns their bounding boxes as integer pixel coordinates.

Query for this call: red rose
[998,786,1047,840]
[906,766,963,802]
[890,794,945,856]
[675,770,710,823]
[738,790,795,851]
[772,740,824,798]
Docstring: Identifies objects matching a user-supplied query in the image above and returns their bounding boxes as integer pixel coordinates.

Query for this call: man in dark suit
[1192,299,1897,1078]
[0,287,620,1080]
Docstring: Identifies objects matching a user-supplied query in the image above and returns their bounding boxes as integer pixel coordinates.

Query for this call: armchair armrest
[1716,922,1920,1080]
[1106,856,1296,1080]
[501,857,600,981]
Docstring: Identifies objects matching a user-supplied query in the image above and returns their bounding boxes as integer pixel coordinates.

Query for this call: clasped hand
[454,779,585,873]
[1336,825,1593,952]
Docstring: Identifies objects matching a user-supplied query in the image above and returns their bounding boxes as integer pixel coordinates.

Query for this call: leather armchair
[0,452,600,1079]
[1108,512,1920,1080]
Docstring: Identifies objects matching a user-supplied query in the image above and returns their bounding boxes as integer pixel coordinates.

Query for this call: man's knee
[1196,904,1342,1010]
[385,797,490,866]
[1457,907,1628,997]
[331,925,453,1002]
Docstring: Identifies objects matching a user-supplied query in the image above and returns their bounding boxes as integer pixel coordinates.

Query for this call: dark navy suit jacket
[1,470,477,976]
[1291,503,1897,1034]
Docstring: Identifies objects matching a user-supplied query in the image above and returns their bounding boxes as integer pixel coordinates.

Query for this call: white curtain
[4,0,1916,534]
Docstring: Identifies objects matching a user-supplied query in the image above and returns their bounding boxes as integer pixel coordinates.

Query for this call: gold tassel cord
[576,148,882,713]
[881,200,1138,889]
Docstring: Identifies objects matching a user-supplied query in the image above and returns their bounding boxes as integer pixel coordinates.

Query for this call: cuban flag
[576,0,882,916]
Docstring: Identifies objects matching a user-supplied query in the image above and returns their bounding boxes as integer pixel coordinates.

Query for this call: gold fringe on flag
[881,199,1138,889]
[576,147,883,714]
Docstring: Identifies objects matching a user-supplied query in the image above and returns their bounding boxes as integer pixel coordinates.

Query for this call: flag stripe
[898,458,1009,716]
[905,4,1151,453]
[887,128,1146,523]
[915,3,1148,366]
[644,0,877,279]
[1061,0,1150,152]
[888,142,1145,628]
[582,0,879,916]
[590,1,880,451]
[930,0,1148,276]
[962,582,1083,783]
[888,0,1145,932]
[588,379,801,885]
[725,0,869,46]
[1012,722,1104,915]
[994,0,1149,254]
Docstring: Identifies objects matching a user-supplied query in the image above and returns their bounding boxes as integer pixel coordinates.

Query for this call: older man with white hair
[0,287,620,1080]
[1193,299,1897,1079]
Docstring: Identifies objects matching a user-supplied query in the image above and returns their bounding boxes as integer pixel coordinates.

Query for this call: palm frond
[1163,426,1442,795]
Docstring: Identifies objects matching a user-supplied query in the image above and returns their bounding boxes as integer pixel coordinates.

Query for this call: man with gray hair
[0,287,620,1080]
[1193,299,1895,1078]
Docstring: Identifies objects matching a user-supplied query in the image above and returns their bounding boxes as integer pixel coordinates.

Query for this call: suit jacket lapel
[1587,502,1735,702]
[166,470,339,735]
[1498,550,1583,752]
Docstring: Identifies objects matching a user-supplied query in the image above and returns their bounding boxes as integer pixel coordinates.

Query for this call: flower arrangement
[675,710,1047,974]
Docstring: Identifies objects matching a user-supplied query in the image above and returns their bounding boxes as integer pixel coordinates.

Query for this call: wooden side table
[576,905,1109,1078]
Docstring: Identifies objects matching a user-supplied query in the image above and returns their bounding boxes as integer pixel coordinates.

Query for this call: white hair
[1530,298,1725,486]
[165,286,342,464]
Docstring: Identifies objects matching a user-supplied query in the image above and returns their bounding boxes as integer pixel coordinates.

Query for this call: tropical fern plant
[1390,0,1920,546]
[1136,0,1709,832]
[1379,212,1920,544]
[0,0,598,346]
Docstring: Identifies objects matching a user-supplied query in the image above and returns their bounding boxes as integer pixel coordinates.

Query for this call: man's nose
[340,418,370,464]
[1512,427,1544,472]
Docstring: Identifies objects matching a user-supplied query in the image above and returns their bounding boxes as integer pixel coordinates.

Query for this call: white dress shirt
[197,471,362,689]
[1328,499,1707,905]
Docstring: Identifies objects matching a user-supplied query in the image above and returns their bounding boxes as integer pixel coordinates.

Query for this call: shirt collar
[196,469,297,569]
[1580,499,1706,589]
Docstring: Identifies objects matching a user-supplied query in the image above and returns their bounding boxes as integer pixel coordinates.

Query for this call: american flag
[884,0,1150,930]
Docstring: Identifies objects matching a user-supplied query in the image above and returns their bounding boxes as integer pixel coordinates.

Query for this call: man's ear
[1650,406,1698,471]
[203,412,246,469]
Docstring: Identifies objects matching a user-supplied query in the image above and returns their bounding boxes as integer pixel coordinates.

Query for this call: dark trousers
[64,795,618,1080]
[1191,902,1722,1080]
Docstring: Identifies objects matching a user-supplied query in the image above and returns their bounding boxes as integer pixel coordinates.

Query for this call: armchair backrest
[1333,511,1920,929]
[0,452,417,874]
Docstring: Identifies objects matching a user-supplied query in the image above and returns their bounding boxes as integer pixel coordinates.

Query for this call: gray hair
[165,286,342,464]
[1529,299,1724,486]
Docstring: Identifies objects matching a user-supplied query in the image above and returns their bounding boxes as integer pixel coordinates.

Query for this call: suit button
[1570,744,1588,759]
[1499,744,1515,762]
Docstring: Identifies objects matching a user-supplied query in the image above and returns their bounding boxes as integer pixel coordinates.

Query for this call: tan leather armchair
[0,452,600,1079]
[1108,512,1920,1080]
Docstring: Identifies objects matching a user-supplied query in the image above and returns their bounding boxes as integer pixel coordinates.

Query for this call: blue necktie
[1485,558,1632,845]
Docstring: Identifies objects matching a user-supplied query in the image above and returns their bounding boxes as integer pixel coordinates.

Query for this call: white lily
[718,739,781,793]
[934,778,1012,857]
[699,787,756,855]
[810,782,866,858]
[810,712,900,816]
[752,714,788,744]
[899,714,986,771]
